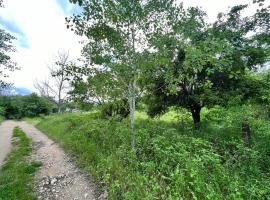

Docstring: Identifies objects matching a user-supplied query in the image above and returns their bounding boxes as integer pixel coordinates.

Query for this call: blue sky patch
[57,0,69,12]
[0,16,30,48]
[56,0,82,15]
[18,38,30,48]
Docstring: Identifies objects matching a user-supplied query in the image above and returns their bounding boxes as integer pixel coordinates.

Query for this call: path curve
[0,120,102,200]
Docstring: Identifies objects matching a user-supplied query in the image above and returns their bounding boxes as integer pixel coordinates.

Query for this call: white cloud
[182,0,254,22]
[0,0,82,91]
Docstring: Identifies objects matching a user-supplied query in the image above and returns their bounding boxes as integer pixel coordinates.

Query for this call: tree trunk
[58,104,61,113]
[58,80,63,113]
[128,82,136,150]
[190,104,201,126]
[58,99,62,113]
[268,107,270,119]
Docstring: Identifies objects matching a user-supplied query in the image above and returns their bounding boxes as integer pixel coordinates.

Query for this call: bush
[100,99,129,119]
[22,93,54,117]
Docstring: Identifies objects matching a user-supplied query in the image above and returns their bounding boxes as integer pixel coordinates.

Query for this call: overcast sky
[0,0,252,91]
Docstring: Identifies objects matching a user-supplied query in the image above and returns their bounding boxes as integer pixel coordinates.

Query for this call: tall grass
[36,105,270,199]
[0,116,4,124]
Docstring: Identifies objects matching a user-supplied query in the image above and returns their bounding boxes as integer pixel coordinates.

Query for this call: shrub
[100,99,129,119]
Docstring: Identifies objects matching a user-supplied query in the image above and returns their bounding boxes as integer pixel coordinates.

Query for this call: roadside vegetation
[0,0,270,199]
[0,127,41,200]
[36,105,270,199]
[0,116,3,124]
[29,1,270,195]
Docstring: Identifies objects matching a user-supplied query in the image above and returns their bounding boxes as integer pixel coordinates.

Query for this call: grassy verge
[24,117,43,126]
[0,127,41,200]
[0,116,4,124]
[36,105,270,199]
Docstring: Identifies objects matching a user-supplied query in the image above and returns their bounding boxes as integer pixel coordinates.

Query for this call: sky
[0,0,253,91]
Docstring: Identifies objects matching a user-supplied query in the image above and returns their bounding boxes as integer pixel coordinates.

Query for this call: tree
[34,51,71,112]
[33,77,51,98]
[144,2,270,125]
[67,0,176,149]
[48,51,71,112]
[67,68,118,105]
[143,6,232,124]
[21,93,54,117]
[0,2,17,90]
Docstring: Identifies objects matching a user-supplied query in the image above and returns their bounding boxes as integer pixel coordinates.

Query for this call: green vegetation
[0,127,41,200]
[0,93,55,119]
[0,113,4,123]
[36,105,270,199]
[1,0,269,199]
[0,99,3,123]
[65,0,270,149]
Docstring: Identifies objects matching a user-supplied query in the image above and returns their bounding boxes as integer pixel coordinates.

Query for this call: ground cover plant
[36,104,270,199]
[0,127,41,200]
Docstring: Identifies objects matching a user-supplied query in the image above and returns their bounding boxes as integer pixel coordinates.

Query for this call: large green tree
[144,1,270,124]
[67,0,177,149]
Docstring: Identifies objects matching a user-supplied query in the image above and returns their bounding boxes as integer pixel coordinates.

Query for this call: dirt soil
[0,120,16,167]
[0,120,106,200]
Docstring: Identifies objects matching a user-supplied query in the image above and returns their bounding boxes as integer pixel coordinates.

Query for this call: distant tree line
[0,93,55,119]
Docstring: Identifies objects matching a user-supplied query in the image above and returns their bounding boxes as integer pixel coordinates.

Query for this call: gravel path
[0,120,104,200]
[0,120,17,168]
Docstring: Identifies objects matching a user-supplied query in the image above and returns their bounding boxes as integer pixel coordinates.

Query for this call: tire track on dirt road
[0,120,105,200]
[0,120,17,168]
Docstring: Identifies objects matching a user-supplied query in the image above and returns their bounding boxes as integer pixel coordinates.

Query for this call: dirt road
[0,121,103,200]
[0,120,17,167]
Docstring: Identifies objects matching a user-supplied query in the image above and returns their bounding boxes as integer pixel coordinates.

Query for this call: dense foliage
[143,1,270,124]
[36,104,270,199]
[260,70,270,117]
[100,99,129,119]
[0,93,55,119]
[65,0,270,148]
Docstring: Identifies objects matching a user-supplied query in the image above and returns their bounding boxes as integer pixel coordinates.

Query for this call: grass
[0,116,4,124]
[0,127,41,200]
[24,117,43,126]
[35,105,270,199]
